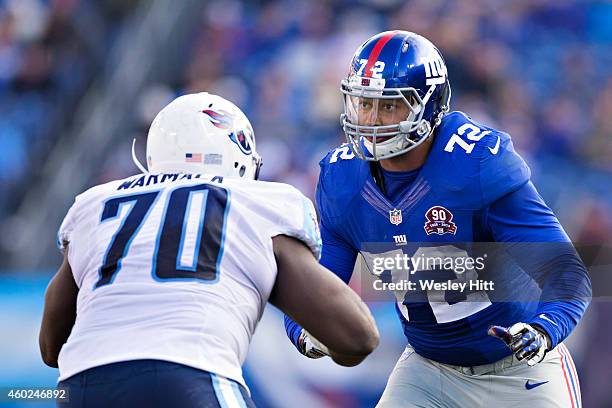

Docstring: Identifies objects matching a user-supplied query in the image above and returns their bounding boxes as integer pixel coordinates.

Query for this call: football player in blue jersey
[284,31,591,407]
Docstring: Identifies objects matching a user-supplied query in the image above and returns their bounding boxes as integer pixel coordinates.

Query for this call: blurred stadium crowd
[1,0,611,246]
[0,0,610,407]
[0,0,142,217]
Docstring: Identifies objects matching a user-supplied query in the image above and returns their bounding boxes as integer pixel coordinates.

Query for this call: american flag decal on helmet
[185,153,203,163]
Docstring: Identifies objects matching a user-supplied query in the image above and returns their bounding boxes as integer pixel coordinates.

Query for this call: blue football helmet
[341,31,451,161]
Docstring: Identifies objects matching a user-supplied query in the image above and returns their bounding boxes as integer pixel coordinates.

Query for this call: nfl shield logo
[389,208,403,225]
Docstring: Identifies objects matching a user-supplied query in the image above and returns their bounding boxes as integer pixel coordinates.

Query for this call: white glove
[488,322,551,366]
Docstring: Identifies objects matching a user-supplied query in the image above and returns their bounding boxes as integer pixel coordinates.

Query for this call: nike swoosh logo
[525,380,549,390]
[539,314,559,327]
[488,136,500,155]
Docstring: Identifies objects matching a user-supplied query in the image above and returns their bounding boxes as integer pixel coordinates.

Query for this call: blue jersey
[286,111,591,367]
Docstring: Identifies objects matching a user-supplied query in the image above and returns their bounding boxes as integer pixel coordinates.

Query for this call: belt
[437,353,525,376]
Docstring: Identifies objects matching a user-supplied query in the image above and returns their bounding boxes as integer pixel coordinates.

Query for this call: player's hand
[488,323,550,367]
[298,329,329,359]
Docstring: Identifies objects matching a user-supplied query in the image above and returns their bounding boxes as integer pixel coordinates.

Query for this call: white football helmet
[134,92,262,179]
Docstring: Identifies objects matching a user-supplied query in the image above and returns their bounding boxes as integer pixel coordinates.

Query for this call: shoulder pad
[56,177,133,252]
[229,180,322,259]
[317,144,369,221]
[424,112,530,209]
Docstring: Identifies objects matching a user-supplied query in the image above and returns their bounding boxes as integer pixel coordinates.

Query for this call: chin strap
[369,161,387,196]
[131,138,149,174]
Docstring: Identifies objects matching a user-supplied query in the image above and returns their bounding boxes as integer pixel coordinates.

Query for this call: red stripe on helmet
[363,31,398,78]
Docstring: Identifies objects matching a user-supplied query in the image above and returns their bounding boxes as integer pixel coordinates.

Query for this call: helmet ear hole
[234,162,239,168]
[238,165,246,177]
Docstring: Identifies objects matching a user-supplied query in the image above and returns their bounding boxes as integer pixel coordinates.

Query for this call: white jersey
[56,173,321,389]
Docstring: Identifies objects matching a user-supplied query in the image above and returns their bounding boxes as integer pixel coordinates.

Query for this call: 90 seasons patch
[424,206,457,235]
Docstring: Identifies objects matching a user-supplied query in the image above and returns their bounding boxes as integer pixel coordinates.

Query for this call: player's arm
[485,181,592,365]
[283,220,358,357]
[39,246,78,368]
[270,234,378,367]
[283,171,359,358]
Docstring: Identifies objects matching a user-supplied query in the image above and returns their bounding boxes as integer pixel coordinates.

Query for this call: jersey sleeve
[427,112,532,210]
[477,131,531,206]
[57,196,82,254]
[316,174,358,283]
[270,186,322,260]
[484,181,592,348]
[283,168,359,353]
[319,222,357,284]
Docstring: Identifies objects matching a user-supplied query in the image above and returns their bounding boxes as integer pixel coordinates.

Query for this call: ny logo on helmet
[424,56,447,86]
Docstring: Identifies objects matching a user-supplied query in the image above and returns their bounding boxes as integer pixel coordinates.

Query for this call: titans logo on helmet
[202,109,233,129]
[229,129,253,155]
[202,108,254,155]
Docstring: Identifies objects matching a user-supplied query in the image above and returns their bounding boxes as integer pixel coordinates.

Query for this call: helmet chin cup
[399,120,412,133]
[416,120,431,136]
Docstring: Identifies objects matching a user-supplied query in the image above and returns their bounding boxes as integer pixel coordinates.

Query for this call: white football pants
[376,343,581,407]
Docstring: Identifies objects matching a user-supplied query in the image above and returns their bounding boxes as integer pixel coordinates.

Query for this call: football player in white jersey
[39,92,379,408]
